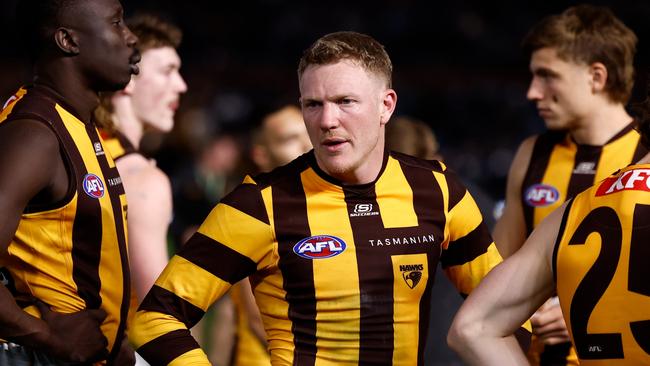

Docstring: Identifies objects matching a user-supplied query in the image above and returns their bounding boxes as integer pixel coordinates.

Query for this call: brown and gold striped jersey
[100,129,137,162]
[0,85,130,362]
[521,123,648,365]
[131,151,502,365]
[553,164,650,365]
[522,124,647,236]
[230,283,272,366]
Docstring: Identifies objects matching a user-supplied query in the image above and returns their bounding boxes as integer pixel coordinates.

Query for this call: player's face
[129,46,187,132]
[527,47,594,131]
[70,0,140,91]
[264,110,312,167]
[300,60,396,184]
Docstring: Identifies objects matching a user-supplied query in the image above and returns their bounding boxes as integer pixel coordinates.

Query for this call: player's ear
[380,89,397,126]
[54,27,79,55]
[589,62,608,94]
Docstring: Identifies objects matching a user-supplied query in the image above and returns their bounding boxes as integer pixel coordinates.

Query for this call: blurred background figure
[170,132,244,246]
[97,13,187,303]
[386,116,441,161]
[251,105,313,172]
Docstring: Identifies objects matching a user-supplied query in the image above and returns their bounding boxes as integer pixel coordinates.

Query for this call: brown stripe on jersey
[46,116,104,311]
[629,203,650,297]
[565,145,601,200]
[114,130,137,160]
[445,170,467,211]
[343,159,446,365]
[399,162,446,366]
[344,185,394,364]
[551,199,574,284]
[137,328,200,365]
[139,285,205,328]
[632,139,648,162]
[220,184,270,225]
[273,173,317,366]
[178,232,257,284]
[87,126,130,361]
[439,222,492,269]
[630,202,650,349]
[522,132,565,235]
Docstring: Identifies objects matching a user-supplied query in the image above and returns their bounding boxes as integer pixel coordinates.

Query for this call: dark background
[1,2,648,364]
[1,0,648,204]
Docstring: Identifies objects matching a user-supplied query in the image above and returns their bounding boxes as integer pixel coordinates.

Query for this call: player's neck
[569,103,632,145]
[112,98,143,149]
[33,69,99,124]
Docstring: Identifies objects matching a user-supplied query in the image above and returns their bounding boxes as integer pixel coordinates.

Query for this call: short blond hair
[298,31,392,88]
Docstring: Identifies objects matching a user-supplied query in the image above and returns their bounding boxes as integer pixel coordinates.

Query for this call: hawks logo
[524,184,559,207]
[400,264,424,289]
[293,235,346,259]
[83,174,105,198]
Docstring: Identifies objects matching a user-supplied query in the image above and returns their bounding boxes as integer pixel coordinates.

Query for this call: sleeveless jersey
[0,85,130,362]
[553,164,650,365]
[521,124,648,365]
[100,129,137,162]
[131,150,503,365]
[522,124,647,236]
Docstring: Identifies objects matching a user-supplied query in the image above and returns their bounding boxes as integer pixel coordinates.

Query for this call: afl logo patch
[293,235,346,259]
[524,184,559,207]
[83,174,105,198]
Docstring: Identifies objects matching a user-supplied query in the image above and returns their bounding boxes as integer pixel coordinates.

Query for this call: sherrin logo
[524,184,559,207]
[293,235,346,259]
[596,168,650,196]
[83,173,105,198]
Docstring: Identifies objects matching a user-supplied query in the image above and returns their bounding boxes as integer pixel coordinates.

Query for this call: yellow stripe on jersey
[596,131,642,181]
[375,157,418,228]
[130,310,191,347]
[197,202,274,266]
[391,253,428,366]
[446,190,483,241]
[301,168,361,364]
[156,256,228,312]
[534,139,576,228]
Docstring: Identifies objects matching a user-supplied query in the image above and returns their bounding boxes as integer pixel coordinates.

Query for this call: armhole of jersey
[551,199,574,284]
[21,117,77,213]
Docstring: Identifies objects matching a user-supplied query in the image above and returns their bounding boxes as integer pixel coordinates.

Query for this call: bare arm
[117,156,172,301]
[447,202,567,365]
[492,136,536,258]
[0,120,108,362]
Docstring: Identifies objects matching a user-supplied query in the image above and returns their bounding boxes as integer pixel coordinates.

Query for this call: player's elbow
[447,310,483,353]
[129,310,157,350]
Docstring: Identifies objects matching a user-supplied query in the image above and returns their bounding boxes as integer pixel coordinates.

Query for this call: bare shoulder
[0,119,60,157]
[510,136,538,176]
[117,156,171,199]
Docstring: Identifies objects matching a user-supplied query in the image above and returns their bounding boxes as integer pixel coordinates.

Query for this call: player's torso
[256,154,450,365]
[554,165,650,365]
[522,126,647,235]
[0,86,130,357]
